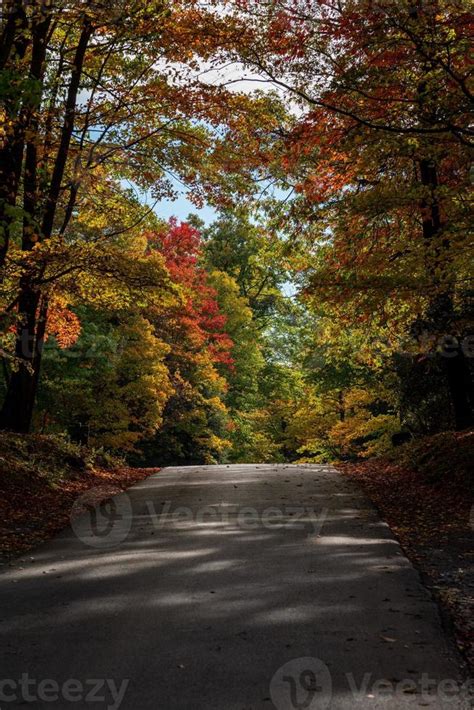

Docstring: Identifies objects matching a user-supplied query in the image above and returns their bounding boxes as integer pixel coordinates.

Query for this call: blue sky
[121,176,219,226]
[153,192,217,225]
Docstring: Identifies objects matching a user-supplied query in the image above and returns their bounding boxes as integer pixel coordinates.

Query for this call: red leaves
[267,10,312,59]
[157,218,201,283]
[147,219,234,369]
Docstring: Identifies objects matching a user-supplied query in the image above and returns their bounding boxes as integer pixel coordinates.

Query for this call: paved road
[0,464,470,709]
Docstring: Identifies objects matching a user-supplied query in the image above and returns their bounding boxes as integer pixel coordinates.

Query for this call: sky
[154,191,217,225]
[147,56,293,227]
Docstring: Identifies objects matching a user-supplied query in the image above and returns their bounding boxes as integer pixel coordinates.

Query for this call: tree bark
[0,2,30,270]
[442,348,474,430]
[418,159,473,430]
[0,287,44,432]
[0,14,91,432]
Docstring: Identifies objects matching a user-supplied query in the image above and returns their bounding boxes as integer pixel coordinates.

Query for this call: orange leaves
[46,302,81,349]
[299,159,352,203]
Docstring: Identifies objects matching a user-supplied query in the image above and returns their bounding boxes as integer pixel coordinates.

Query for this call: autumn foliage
[0,0,472,462]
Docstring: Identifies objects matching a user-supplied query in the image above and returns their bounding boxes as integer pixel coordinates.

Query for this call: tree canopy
[0,0,472,463]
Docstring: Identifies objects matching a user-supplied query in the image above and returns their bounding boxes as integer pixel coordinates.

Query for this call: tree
[223,0,473,429]
[138,220,234,464]
[0,0,267,432]
[39,312,172,450]
[202,209,287,321]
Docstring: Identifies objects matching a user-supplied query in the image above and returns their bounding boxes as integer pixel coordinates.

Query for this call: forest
[0,0,473,689]
[0,0,472,466]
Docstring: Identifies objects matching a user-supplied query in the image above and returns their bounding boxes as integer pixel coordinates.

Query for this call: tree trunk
[0,12,91,432]
[0,2,30,270]
[338,390,345,422]
[0,7,53,431]
[0,286,43,432]
[418,159,473,430]
[442,349,474,430]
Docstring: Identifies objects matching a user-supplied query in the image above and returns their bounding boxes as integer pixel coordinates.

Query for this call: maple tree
[221,0,473,431]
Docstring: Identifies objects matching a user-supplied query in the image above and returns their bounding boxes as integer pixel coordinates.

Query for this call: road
[0,464,469,709]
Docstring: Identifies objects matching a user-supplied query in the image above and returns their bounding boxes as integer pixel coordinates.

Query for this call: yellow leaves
[343,387,374,410]
[325,384,400,459]
[86,316,174,451]
[55,242,178,314]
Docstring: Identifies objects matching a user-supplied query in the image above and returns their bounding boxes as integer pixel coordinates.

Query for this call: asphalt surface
[0,464,470,709]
